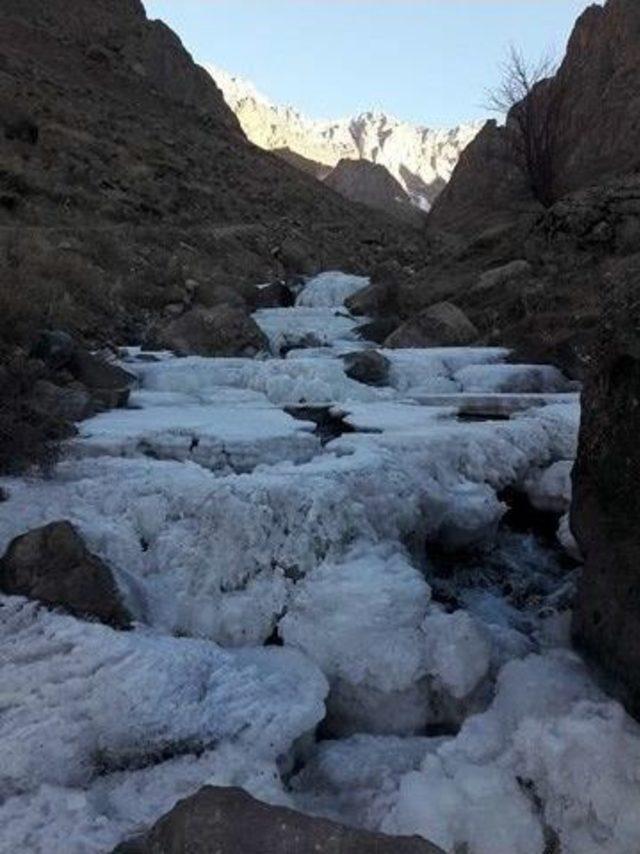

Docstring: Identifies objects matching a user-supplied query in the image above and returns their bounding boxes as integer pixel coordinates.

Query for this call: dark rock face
[428,121,537,239]
[385,302,478,349]
[324,159,425,226]
[114,786,444,854]
[355,317,400,345]
[342,350,390,387]
[29,379,93,422]
[69,350,136,409]
[32,331,135,410]
[0,520,132,629]
[254,282,295,309]
[571,308,640,719]
[153,306,268,357]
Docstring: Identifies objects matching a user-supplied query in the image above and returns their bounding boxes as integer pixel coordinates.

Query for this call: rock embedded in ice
[0,520,133,629]
[115,785,445,854]
[384,302,479,349]
[150,305,269,358]
[295,271,370,308]
[342,349,390,387]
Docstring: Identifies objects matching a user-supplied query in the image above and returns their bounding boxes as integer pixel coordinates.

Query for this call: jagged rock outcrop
[209,64,481,211]
[115,786,444,854]
[0,520,133,628]
[429,0,640,239]
[325,159,425,225]
[571,288,640,720]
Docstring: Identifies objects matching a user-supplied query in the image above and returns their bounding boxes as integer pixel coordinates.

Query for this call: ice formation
[1,270,638,854]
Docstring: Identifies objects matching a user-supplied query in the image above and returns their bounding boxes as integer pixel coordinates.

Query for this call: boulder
[69,349,136,409]
[153,305,268,357]
[31,329,77,369]
[571,313,640,719]
[114,786,444,854]
[472,259,532,294]
[277,237,316,277]
[342,349,390,387]
[29,379,93,422]
[254,281,295,309]
[356,316,401,345]
[195,282,247,311]
[32,333,135,410]
[346,282,391,317]
[0,521,132,629]
[384,302,478,348]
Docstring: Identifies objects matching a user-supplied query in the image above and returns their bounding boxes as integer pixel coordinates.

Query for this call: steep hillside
[209,65,482,211]
[0,0,424,347]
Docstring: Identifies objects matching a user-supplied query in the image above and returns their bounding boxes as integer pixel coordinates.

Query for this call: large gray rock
[69,349,136,410]
[29,379,93,422]
[31,330,76,369]
[472,259,532,294]
[0,520,132,629]
[153,306,268,357]
[346,282,392,317]
[385,302,478,348]
[571,308,640,720]
[194,283,247,311]
[342,349,390,387]
[254,281,295,309]
[114,786,444,854]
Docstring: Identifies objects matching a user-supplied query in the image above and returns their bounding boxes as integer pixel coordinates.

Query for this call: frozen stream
[1,272,640,854]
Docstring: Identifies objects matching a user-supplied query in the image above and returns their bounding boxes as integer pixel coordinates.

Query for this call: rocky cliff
[429,0,640,238]
[571,283,640,719]
[209,65,482,211]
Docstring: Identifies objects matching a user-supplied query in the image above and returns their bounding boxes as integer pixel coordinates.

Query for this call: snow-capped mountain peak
[207,64,484,210]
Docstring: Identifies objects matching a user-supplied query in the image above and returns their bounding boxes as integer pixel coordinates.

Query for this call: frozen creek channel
[1,272,640,854]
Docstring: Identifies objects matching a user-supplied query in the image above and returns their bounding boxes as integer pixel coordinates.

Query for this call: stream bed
[1,272,639,854]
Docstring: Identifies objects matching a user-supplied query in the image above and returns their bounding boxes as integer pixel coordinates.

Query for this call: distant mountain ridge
[208,65,483,211]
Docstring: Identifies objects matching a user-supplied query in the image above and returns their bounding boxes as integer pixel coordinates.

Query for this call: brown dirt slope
[0,0,424,345]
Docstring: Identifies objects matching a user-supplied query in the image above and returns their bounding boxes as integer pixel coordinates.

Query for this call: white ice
[295,271,370,308]
[75,389,319,473]
[0,597,327,853]
[5,277,634,854]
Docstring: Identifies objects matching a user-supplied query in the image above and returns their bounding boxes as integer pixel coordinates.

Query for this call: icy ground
[1,271,639,854]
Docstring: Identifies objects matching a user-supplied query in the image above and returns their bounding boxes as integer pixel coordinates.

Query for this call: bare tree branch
[486,46,560,208]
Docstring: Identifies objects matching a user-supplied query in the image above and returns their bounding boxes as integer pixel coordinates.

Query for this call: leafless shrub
[487,47,560,207]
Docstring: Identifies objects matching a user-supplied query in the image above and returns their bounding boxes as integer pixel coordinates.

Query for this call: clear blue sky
[142,1,592,127]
